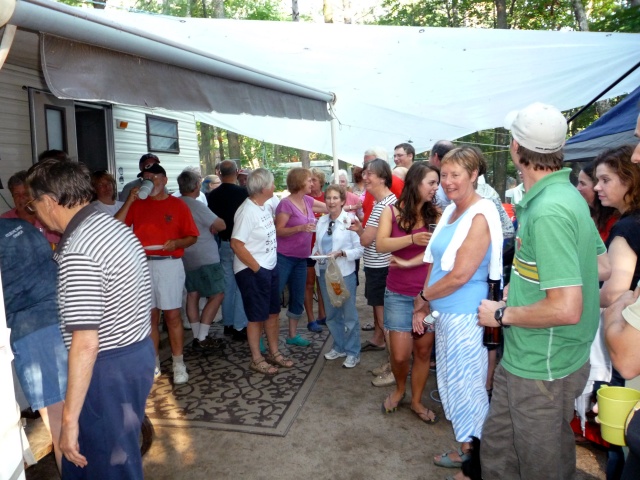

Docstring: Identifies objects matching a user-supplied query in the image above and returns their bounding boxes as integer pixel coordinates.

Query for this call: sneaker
[192,337,224,351]
[286,334,311,347]
[182,317,192,330]
[173,363,189,385]
[372,361,391,377]
[343,356,360,369]
[316,317,327,326]
[307,320,323,333]
[371,370,396,387]
[154,366,161,379]
[324,349,346,360]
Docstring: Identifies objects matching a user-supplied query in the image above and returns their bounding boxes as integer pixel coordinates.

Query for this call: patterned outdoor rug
[146,323,330,437]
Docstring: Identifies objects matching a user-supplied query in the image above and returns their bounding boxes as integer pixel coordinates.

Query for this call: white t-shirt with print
[232,198,277,273]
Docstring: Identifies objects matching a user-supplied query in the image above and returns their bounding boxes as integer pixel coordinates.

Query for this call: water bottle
[413,311,437,339]
[483,279,502,347]
[138,179,154,199]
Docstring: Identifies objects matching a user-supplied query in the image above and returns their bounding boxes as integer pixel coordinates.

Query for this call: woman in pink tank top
[376,162,440,423]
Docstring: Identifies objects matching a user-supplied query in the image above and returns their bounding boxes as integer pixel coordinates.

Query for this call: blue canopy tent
[564,86,640,162]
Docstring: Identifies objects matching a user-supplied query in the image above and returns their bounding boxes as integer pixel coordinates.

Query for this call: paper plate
[309,255,330,260]
[144,245,164,251]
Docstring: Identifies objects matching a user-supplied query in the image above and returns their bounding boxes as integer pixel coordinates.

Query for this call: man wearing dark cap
[116,163,199,385]
[118,153,161,202]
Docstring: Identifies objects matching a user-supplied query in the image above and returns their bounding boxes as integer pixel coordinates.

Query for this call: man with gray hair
[172,166,208,204]
[177,170,227,350]
[26,158,154,479]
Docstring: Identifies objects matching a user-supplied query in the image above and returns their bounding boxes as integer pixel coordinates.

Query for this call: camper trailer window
[146,115,180,153]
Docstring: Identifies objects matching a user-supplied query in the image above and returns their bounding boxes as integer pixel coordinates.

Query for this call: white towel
[424,198,503,281]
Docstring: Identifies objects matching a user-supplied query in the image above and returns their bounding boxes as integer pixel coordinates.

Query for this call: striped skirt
[436,312,489,442]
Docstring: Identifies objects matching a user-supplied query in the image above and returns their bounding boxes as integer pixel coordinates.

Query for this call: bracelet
[419,290,429,302]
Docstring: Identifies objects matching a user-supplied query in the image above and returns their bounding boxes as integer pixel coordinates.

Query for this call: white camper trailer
[0,28,200,214]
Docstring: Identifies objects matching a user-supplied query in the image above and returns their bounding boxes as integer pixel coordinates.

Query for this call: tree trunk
[494,129,508,200]
[572,0,589,31]
[300,150,310,169]
[217,129,225,162]
[495,0,508,29]
[228,131,242,160]
[292,0,299,22]
[199,123,216,174]
[212,0,225,19]
[343,0,352,24]
[324,0,334,23]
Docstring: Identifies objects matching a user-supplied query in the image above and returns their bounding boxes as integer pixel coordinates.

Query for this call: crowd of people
[4,102,640,479]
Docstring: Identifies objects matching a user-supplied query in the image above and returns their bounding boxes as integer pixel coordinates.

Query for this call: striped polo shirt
[54,207,152,352]
[363,193,397,268]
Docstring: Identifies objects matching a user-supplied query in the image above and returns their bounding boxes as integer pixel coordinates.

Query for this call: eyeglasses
[328,220,335,236]
[25,198,37,215]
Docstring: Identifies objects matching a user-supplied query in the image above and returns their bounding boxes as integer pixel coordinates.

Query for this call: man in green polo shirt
[478,102,606,480]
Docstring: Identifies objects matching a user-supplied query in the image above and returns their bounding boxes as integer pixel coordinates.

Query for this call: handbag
[324,257,350,307]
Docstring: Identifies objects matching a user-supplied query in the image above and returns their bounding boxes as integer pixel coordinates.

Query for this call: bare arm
[390,252,427,269]
[163,236,197,252]
[230,239,261,273]
[598,251,611,283]
[478,285,583,329]
[59,329,100,468]
[275,211,314,237]
[114,186,139,222]
[604,288,640,379]
[376,206,432,253]
[600,236,636,307]
[210,217,226,234]
[415,214,490,309]
[312,199,328,214]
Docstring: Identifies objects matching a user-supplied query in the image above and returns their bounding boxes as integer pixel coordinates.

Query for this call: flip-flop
[361,340,385,351]
[411,407,439,425]
[361,323,375,331]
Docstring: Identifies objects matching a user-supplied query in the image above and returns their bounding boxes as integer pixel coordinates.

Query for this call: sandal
[381,392,405,413]
[361,322,375,331]
[361,340,385,352]
[266,351,294,368]
[249,357,278,375]
[433,447,471,469]
[411,407,439,425]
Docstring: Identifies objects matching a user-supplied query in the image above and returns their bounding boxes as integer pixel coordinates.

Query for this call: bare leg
[248,321,264,362]
[387,331,412,404]
[265,314,281,356]
[150,308,161,354]
[200,293,224,326]
[186,291,200,324]
[371,305,386,346]
[304,267,317,325]
[39,401,64,473]
[410,332,436,420]
[315,277,326,319]
[163,308,185,356]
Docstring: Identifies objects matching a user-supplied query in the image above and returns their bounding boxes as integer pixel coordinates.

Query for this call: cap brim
[503,109,519,130]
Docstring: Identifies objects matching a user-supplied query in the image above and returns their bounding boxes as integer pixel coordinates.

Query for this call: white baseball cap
[504,102,567,154]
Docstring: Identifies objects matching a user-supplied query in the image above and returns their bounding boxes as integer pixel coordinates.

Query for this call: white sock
[198,324,210,341]
[172,355,184,366]
[190,322,201,338]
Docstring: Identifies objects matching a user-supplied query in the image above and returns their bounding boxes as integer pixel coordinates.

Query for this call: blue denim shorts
[13,324,68,411]
[383,288,414,333]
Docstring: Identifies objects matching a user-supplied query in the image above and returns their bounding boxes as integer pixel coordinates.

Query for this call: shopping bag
[324,257,350,307]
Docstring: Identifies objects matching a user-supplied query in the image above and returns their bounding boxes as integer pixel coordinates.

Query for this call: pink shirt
[275,195,315,258]
[0,209,61,246]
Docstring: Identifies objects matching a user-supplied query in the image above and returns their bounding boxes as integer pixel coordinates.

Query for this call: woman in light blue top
[414,146,503,473]
[313,185,364,368]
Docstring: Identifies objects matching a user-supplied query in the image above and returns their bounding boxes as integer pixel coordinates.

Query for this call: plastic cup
[428,224,437,233]
[596,386,640,446]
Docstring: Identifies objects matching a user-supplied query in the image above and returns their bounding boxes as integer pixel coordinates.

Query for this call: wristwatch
[494,306,510,328]
[419,290,429,303]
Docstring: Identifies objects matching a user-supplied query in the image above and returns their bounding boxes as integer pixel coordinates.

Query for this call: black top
[207,183,248,241]
[606,211,640,290]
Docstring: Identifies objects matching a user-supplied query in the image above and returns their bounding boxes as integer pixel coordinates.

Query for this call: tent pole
[567,60,640,124]
[331,117,339,184]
